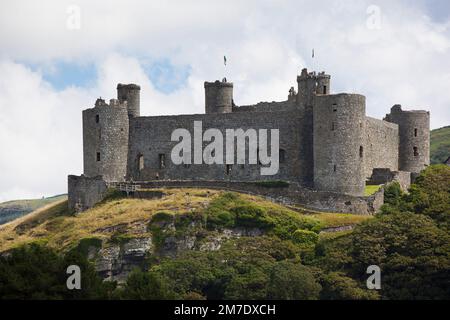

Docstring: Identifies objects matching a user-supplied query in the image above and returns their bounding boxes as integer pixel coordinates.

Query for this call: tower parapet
[204,79,234,113]
[384,104,430,173]
[117,83,140,118]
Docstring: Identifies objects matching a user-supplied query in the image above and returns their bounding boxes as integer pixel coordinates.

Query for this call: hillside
[0,194,67,225]
[0,165,448,300]
[431,125,450,164]
[0,188,368,254]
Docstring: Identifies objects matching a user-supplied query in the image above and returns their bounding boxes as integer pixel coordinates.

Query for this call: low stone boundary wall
[137,180,384,215]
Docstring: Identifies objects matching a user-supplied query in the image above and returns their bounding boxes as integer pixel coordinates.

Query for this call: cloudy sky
[0,0,449,202]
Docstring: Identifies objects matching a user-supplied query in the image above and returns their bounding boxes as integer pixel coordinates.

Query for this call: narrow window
[96,152,100,162]
[159,154,166,168]
[226,164,232,175]
[138,154,144,171]
[332,103,337,112]
[95,115,99,123]
[413,147,419,157]
[414,128,418,137]
[333,164,337,172]
[359,146,364,158]
[323,85,327,94]
[279,149,286,163]
[331,122,336,131]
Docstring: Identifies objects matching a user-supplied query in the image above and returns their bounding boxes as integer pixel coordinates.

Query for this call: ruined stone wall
[364,117,399,178]
[68,175,107,212]
[127,110,312,185]
[83,99,129,182]
[313,94,366,196]
[233,99,297,113]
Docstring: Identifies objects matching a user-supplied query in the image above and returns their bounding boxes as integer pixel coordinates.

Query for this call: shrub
[292,229,319,246]
[232,204,275,229]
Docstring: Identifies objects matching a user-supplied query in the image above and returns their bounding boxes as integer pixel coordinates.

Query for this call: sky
[0,0,449,202]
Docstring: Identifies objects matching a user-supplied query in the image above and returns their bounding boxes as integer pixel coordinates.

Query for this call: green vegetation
[430,125,450,164]
[0,194,67,225]
[0,166,448,300]
[364,184,382,196]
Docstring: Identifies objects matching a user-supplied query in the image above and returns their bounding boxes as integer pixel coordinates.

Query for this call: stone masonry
[68,68,430,213]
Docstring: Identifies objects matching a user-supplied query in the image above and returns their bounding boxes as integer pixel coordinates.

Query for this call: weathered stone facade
[68,68,430,213]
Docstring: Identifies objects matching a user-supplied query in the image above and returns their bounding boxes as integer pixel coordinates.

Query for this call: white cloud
[0,0,449,201]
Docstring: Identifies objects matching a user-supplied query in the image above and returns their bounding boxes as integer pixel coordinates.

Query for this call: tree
[267,261,321,300]
[121,269,176,300]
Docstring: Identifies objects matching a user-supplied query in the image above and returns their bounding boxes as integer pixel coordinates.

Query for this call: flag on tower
[224,55,227,66]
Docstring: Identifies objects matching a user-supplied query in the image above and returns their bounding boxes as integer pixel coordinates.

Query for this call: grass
[0,188,371,253]
[0,194,67,225]
[364,185,382,196]
[430,126,450,164]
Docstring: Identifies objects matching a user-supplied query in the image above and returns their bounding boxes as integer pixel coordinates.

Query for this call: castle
[68,68,430,213]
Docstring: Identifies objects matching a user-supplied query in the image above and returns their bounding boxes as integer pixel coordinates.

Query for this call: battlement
[117,83,141,90]
[297,68,331,81]
[204,78,233,88]
[93,98,127,109]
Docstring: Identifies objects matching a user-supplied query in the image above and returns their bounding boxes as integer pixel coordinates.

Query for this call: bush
[320,272,379,300]
[292,229,319,246]
[121,269,176,299]
[232,204,275,229]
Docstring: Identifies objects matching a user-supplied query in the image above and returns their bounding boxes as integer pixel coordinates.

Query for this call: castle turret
[384,104,430,173]
[204,79,233,113]
[297,68,330,109]
[117,83,140,118]
[313,93,366,196]
[82,98,129,182]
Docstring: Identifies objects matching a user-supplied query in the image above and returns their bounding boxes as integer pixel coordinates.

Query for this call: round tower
[384,105,430,173]
[82,98,129,182]
[204,79,233,113]
[313,93,366,196]
[117,83,140,118]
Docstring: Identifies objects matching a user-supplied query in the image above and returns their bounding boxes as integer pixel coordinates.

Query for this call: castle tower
[297,68,330,109]
[313,93,366,196]
[204,79,233,113]
[384,105,430,173]
[82,98,129,182]
[117,83,141,118]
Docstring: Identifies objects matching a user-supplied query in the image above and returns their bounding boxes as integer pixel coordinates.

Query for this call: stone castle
[68,68,430,213]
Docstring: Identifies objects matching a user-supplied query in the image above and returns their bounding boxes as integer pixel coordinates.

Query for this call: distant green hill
[430,126,450,164]
[0,194,67,225]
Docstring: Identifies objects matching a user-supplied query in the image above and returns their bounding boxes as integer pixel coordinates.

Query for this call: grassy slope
[430,126,450,164]
[0,188,370,253]
[0,194,67,225]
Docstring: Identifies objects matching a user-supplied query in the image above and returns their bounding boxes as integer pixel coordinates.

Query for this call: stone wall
[364,117,399,178]
[127,110,314,186]
[384,105,430,173]
[83,99,129,182]
[137,180,384,215]
[68,175,107,212]
[313,93,366,196]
